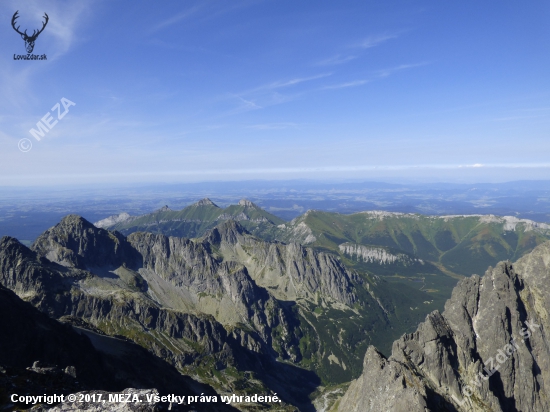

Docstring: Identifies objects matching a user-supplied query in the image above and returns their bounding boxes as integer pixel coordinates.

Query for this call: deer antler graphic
[12,11,49,54]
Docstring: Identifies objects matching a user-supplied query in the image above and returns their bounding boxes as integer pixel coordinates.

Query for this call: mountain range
[97,200,550,326]
[95,198,285,240]
[97,199,550,279]
[1,199,550,410]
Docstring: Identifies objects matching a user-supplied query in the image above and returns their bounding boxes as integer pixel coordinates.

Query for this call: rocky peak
[204,220,248,245]
[58,214,97,231]
[238,199,258,208]
[1,236,38,262]
[194,198,219,207]
[31,214,141,270]
[154,205,171,212]
[337,241,550,412]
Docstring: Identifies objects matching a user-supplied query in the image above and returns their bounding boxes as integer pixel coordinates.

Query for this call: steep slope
[96,198,285,239]
[0,233,314,410]
[200,220,357,306]
[334,241,550,412]
[0,283,233,411]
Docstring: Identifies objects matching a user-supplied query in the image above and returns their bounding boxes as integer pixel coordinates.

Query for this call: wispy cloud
[221,73,332,115]
[322,80,370,90]
[316,54,358,66]
[320,62,428,91]
[356,32,400,49]
[315,31,401,68]
[248,73,332,93]
[149,4,204,33]
[246,122,301,130]
[375,62,429,77]
[149,0,260,34]
[227,96,263,115]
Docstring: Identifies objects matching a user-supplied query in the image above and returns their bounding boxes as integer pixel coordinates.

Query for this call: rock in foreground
[336,241,550,412]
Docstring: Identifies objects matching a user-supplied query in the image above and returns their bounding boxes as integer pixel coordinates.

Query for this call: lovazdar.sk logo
[11,10,48,60]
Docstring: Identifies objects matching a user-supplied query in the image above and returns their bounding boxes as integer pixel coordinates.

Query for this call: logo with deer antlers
[11,11,49,54]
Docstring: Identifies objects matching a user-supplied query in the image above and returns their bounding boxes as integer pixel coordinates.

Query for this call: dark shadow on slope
[232,349,321,412]
[0,284,238,412]
[425,386,459,412]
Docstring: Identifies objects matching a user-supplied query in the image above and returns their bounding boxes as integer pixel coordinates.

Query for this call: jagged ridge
[335,241,550,412]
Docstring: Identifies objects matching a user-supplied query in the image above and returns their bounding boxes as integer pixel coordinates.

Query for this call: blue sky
[1,0,549,186]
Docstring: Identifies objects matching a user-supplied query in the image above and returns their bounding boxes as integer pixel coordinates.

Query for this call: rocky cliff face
[335,241,550,412]
[203,220,357,306]
[339,243,424,266]
[127,226,301,361]
[0,234,235,364]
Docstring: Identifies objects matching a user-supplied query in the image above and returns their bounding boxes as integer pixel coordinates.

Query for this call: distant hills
[96,198,285,239]
[277,210,550,277]
[4,179,550,243]
[97,199,550,290]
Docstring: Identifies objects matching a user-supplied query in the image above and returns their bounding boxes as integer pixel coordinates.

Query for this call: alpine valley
[2,198,550,411]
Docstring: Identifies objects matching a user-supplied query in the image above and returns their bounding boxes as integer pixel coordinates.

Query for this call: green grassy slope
[277,211,550,277]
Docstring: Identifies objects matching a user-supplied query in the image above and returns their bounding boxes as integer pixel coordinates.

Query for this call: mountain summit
[238,199,258,208]
[194,198,219,207]
[95,198,284,239]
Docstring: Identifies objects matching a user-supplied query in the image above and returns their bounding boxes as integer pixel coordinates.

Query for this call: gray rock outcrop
[203,220,357,306]
[336,241,550,412]
[94,213,135,229]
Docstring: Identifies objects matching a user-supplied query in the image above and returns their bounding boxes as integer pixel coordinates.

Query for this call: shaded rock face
[0,283,229,410]
[32,215,142,270]
[0,283,106,388]
[336,241,550,412]
[0,234,238,361]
